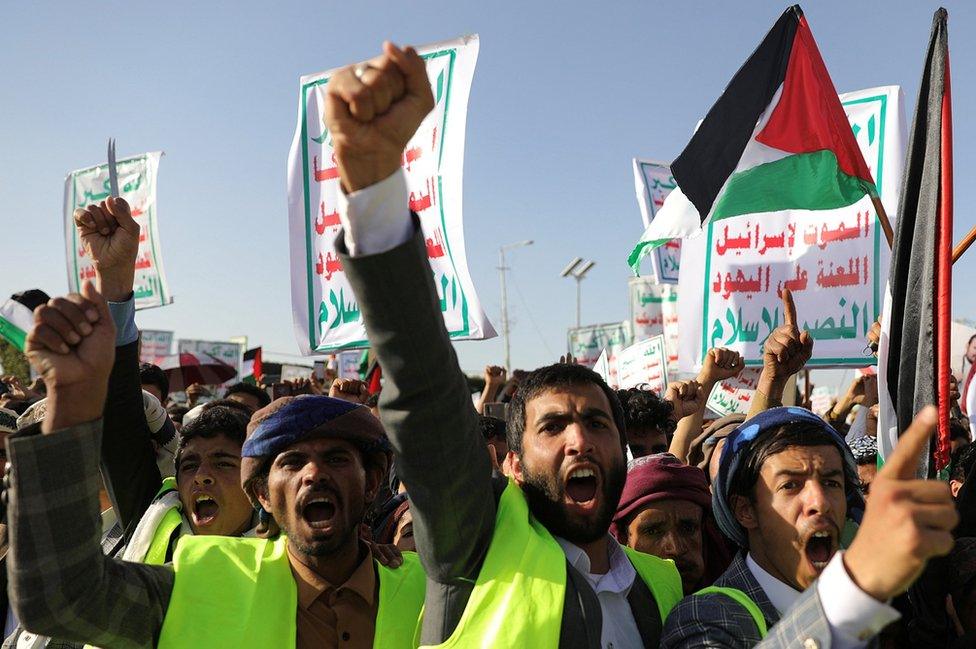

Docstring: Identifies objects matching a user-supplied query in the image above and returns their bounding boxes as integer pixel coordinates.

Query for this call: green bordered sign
[286,35,495,354]
[699,86,904,368]
[64,151,172,310]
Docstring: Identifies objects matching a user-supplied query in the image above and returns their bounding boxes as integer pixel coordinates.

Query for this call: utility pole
[498,240,533,372]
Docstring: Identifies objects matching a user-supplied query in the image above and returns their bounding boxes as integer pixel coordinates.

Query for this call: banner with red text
[568,321,632,387]
[616,335,669,394]
[287,35,495,354]
[629,278,680,377]
[65,151,172,310]
[632,159,680,283]
[678,86,906,371]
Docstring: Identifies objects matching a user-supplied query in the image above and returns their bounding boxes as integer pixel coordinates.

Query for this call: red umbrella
[157,352,238,392]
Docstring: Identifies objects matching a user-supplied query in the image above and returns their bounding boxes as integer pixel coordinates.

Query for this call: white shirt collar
[745,552,800,615]
[555,535,637,595]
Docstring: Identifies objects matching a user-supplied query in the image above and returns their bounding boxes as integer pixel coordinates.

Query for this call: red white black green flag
[629,5,878,272]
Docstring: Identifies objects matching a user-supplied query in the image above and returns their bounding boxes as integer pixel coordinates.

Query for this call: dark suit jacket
[340,222,664,648]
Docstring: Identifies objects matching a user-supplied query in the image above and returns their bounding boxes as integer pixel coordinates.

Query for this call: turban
[240,395,390,511]
[712,407,864,548]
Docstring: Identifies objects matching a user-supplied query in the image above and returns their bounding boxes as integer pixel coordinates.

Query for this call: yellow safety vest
[157,535,426,648]
[426,479,683,647]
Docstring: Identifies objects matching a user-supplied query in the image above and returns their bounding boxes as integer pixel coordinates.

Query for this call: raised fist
[699,347,744,385]
[324,42,434,193]
[330,378,369,404]
[664,380,706,422]
[73,196,140,300]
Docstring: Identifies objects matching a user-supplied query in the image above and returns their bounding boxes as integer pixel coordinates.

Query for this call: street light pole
[561,258,595,329]
[499,240,533,373]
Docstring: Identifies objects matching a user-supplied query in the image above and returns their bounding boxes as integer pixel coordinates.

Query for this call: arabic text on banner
[706,367,762,416]
[286,35,495,354]
[64,152,172,310]
[140,330,174,364]
[677,86,906,371]
[633,159,680,283]
[177,339,244,381]
[567,322,632,387]
[616,335,669,394]
[629,278,680,378]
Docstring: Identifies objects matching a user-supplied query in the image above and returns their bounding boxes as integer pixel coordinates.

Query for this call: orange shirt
[288,544,379,649]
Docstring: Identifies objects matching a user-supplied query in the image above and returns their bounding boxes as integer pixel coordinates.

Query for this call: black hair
[175,405,249,472]
[139,363,170,402]
[479,415,506,441]
[202,398,254,417]
[728,420,857,503]
[951,443,976,483]
[225,382,271,409]
[506,363,626,455]
[950,419,971,442]
[615,387,677,436]
[167,404,189,422]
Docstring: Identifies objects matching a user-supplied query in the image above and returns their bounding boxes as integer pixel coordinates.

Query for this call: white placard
[616,335,669,394]
[65,152,172,310]
[706,368,762,416]
[633,159,680,283]
[568,322,632,387]
[140,330,174,364]
[287,35,495,354]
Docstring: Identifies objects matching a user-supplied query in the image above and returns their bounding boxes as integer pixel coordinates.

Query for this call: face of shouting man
[733,442,847,590]
[256,437,383,557]
[510,381,626,545]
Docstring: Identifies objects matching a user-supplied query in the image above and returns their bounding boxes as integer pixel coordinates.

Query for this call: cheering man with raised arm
[328,41,959,649]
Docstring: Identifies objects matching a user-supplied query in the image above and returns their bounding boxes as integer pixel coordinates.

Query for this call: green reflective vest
[695,586,769,638]
[143,477,183,565]
[425,479,683,647]
[157,535,426,649]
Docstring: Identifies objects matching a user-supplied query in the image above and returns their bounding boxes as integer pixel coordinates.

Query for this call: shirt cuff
[338,168,413,257]
[817,551,901,647]
[107,296,138,347]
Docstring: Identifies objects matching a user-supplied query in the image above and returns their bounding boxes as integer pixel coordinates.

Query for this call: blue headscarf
[711,406,865,548]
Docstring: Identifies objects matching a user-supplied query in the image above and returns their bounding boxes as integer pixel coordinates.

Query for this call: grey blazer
[662,553,847,648]
[340,222,665,648]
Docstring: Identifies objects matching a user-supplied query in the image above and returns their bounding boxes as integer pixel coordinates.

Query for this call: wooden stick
[953,224,976,264]
[871,195,894,249]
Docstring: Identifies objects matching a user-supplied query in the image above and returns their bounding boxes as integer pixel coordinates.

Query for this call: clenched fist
[324,41,434,193]
[665,380,706,422]
[699,347,744,385]
[73,196,140,301]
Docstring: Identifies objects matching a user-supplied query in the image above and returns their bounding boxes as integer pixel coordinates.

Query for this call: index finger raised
[781,288,797,329]
[878,405,938,481]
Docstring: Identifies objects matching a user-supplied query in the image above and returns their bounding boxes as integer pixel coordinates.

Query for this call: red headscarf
[612,453,733,587]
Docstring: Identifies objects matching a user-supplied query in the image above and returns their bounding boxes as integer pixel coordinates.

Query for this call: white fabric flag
[287,35,495,354]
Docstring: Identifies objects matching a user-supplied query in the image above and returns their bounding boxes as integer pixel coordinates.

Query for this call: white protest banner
[632,159,680,283]
[65,152,172,310]
[810,385,835,416]
[281,364,313,382]
[287,35,495,354]
[629,278,680,375]
[593,349,613,387]
[337,351,362,379]
[678,86,906,372]
[178,339,244,381]
[568,322,631,387]
[706,367,762,416]
[616,335,669,394]
[140,330,174,364]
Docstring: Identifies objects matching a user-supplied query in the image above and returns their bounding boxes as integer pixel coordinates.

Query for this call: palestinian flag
[242,347,263,385]
[878,8,953,476]
[629,5,878,272]
[0,290,50,351]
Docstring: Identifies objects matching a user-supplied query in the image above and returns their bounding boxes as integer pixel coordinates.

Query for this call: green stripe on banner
[0,317,27,351]
[711,149,875,222]
[628,238,673,275]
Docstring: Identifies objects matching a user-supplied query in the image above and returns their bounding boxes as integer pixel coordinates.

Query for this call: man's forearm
[339,221,496,584]
[7,421,173,648]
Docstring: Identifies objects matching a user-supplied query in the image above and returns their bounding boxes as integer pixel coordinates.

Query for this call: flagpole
[952,225,976,264]
[871,196,894,249]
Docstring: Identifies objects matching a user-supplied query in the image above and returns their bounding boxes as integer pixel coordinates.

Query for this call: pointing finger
[879,405,938,481]
[782,288,797,330]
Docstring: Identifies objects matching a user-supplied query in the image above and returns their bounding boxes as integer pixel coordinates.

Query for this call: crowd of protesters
[0,41,971,648]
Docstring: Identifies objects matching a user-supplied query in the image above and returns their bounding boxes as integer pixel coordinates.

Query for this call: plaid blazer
[662,553,838,648]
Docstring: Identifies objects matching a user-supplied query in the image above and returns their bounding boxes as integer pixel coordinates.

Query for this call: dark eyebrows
[774,468,843,479]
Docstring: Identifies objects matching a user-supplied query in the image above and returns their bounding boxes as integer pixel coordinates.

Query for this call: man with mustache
[662,406,956,648]
[6,284,425,648]
[325,42,699,647]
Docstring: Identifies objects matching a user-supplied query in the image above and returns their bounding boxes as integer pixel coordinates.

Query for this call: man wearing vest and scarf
[323,43,692,647]
[5,285,426,647]
[662,407,957,648]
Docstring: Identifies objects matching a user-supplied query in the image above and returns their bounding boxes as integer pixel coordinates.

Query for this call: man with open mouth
[662,406,956,648]
[6,285,426,648]
[322,42,706,648]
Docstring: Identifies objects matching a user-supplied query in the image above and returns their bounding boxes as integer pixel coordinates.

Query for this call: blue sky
[1,1,973,376]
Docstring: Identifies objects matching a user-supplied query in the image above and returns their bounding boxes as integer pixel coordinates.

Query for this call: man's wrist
[42,385,107,434]
[337,155,401,193]
[96,271,135,302]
